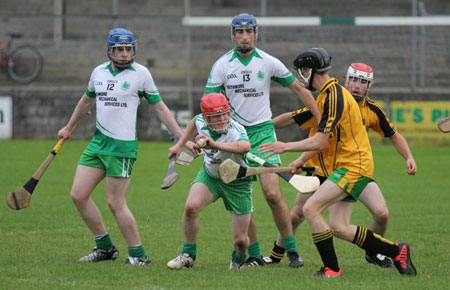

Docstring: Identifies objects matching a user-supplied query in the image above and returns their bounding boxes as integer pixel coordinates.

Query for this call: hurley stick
[6,123,78,210]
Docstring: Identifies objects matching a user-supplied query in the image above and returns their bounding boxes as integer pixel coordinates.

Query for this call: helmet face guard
[203,111,231,134]
[297,67,314,91]
[201,93,231,134]
[107,28,136,69]
[345,63,374,102]
[293,48,331,91]
[231,13,258,54]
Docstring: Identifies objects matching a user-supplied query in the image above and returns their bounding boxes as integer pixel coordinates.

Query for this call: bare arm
[153,101,183,138]
[168,119,200,158]
[389,131,417,175]
[288,80,320,123]
[204,138,251,154]
[289,151,318,174]
[153,101,197,153]
[273,112,296,129]
[259,132,329,157]
[58,93,95,143]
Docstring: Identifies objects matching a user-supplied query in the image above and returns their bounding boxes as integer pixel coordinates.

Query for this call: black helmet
[293,48,331,73]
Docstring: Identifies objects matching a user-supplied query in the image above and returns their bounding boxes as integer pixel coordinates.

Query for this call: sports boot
[287,251,304,268]
[125,256,151,265]
[313,267,342,278]
[393,243,417,276]
[167,253,195,270]
[79,245,119,262]
[229,260,242,270]
[365,252,395,268]
[242,256,264,268]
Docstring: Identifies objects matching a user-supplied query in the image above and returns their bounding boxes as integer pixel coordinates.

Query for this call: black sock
[353,226,400,259]
[270,241,285,261]
[312,229,339,272]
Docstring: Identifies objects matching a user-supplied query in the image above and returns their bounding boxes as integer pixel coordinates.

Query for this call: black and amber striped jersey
[291,96,394,177]
[317,78,374,178]
[359,97,395,138]
[291,108,332,177]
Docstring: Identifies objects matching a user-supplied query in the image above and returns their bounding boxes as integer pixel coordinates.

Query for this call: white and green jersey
[85,61,161,158]
[195,114,249,178]
[205,48,295,127]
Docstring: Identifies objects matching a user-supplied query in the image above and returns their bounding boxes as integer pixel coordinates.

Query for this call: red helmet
[200,93,231,133]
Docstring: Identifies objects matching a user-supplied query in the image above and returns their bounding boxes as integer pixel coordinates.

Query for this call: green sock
[282,235,299,253]
[182,242,197,258]
[128,245,147,259]
[94,234,113,252]
[232,250,248,264]
[247,241,262,258]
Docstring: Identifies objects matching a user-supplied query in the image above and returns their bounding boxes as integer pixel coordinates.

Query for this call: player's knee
[290,208,305,226]
[234,235,249,249]
[302,202,318,221]
[329,223,347,239]
[106,198,125,214]
[70,189,87,205]
[184,203,201,217]
[374,207,390,224]
[263,188,283,206]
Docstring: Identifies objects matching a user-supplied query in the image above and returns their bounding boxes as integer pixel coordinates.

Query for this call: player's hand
[289,158,305,174]
[168,144,182,158]
[185,140,202,155]
[258,141,287,158]
[406,158,417,175]
[57,126,72,144]
[195,135,215,149]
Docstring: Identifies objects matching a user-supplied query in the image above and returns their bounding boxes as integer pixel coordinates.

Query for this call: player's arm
[204,61,225,95]
[153,101,183,138]
[274,107,316,130]
[273,112,296,129]
[261,89,339,156]
[366,101,416,174]
[196,126,251,153]
[153,101,197,154]
[205,139,251,154]
[168,118,200,158]
[289,151,318,173]
[288,80,320,123]
[58,93,94,143]
[259,132,329,157]
[389,131,417,175]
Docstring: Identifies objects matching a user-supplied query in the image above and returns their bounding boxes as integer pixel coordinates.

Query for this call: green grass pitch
[1,140,449,289]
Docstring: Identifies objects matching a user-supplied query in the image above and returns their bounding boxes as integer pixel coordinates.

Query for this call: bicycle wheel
[7,44,43,84]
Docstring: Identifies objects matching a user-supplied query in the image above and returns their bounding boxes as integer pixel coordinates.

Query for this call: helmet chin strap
[346,78,369,103]
[108,46,135,70]
[109,55,133,70]
[297,69,316,91]
[353,94,365,103]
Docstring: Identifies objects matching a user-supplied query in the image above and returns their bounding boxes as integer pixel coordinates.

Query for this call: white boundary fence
[182,16,450,26]
[181,15,450,117]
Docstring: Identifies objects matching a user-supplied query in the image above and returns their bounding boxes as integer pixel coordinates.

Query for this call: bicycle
[0,33,43,84]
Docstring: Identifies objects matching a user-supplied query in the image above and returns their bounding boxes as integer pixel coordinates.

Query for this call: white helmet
[345,63,374,102]
[346,63,374,83]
